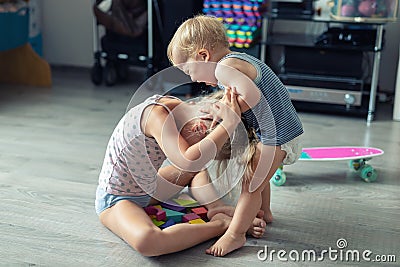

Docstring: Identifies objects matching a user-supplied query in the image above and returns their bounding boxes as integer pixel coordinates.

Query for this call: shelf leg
[147,0,154,75]
[367,25,384,125]
[92,0,100,55]
[260,17,269,63]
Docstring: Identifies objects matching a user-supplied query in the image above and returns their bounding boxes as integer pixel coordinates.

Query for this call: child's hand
[219,86,241,125]
[201,87,240,128]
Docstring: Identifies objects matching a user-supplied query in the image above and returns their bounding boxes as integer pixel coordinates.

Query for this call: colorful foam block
[151,218,165,227]
[144,206,166,221]
[144,205,158,214]
[160,201,187,212]
[163,208,185,223]
[176,193,196,201]
[153,204,163,210]
[160,219,176,229]
[182,213,201,223]
[191,207,208,220]
[189,218,206,224]
[173,198,198,207]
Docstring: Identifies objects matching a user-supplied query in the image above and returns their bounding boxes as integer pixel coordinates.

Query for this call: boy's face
[172,48,218,87]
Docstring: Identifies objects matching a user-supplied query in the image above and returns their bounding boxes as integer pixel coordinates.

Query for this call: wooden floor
[1,67,399,266]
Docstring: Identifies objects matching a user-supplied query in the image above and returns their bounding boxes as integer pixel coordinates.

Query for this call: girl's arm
[146,89,241,173]
[215,58,261,110]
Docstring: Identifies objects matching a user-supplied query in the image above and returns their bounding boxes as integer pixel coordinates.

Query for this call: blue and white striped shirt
[218,52,303,146]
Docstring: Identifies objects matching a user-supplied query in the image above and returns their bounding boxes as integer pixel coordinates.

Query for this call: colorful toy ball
[358,0,377,17]
[341,4,356,16]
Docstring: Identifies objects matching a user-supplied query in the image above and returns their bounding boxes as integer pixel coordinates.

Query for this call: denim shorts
[95,186,151,215]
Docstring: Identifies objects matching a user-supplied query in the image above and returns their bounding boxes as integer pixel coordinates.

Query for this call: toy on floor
[272,146,384,186]
[144,193,207,228]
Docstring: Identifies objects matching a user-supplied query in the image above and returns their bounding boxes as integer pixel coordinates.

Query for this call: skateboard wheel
[349,159,363,171]
[360,164,377,182]
[272,168,286,186]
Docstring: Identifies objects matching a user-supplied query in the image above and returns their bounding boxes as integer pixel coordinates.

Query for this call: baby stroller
[91,0,163,86]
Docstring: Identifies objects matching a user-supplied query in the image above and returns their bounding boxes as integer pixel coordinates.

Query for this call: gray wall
[41,0,93,67]
[40,0,399,93]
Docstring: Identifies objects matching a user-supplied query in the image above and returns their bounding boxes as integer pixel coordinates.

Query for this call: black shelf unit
[259,14,386,123]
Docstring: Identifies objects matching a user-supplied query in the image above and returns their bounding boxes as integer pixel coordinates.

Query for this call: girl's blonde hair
[202,90,259,185]
[167,15,230,65]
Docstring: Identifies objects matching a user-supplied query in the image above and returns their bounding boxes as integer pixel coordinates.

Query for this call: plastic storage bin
[330,0,398,23]
[0,7,29,51]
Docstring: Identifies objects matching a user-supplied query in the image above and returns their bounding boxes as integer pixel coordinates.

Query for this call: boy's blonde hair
[167,15,229,65]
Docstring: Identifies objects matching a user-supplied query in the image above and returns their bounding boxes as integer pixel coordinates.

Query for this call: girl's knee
[128,228,163,256]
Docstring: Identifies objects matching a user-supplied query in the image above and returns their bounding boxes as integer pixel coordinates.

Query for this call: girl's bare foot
[208,206,266,238]
[246,217,266,238]
[207,205,235,219]
[206,231,246,257]
[209,212,232,230]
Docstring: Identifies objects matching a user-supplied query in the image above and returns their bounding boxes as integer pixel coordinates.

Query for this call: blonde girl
[95,89,241,256]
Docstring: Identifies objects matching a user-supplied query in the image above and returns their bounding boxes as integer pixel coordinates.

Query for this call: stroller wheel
[104,61,118,86]
[117,62,129,81]
[91,63,103,85]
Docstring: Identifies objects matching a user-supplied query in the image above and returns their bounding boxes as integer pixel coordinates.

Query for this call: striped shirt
[218,52,303,146]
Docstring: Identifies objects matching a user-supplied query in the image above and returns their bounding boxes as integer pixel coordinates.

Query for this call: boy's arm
[215,61,261,110]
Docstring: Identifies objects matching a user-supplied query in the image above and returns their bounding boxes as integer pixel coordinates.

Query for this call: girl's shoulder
[142,96,182,127]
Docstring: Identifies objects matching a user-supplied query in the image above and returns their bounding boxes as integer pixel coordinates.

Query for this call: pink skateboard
[272,146,384,186]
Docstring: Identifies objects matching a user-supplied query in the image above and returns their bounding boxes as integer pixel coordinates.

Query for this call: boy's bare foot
[263,209,274,224]
[206,231,246,257]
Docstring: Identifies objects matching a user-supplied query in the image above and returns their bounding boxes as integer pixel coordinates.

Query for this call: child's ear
[197,49,211,62]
